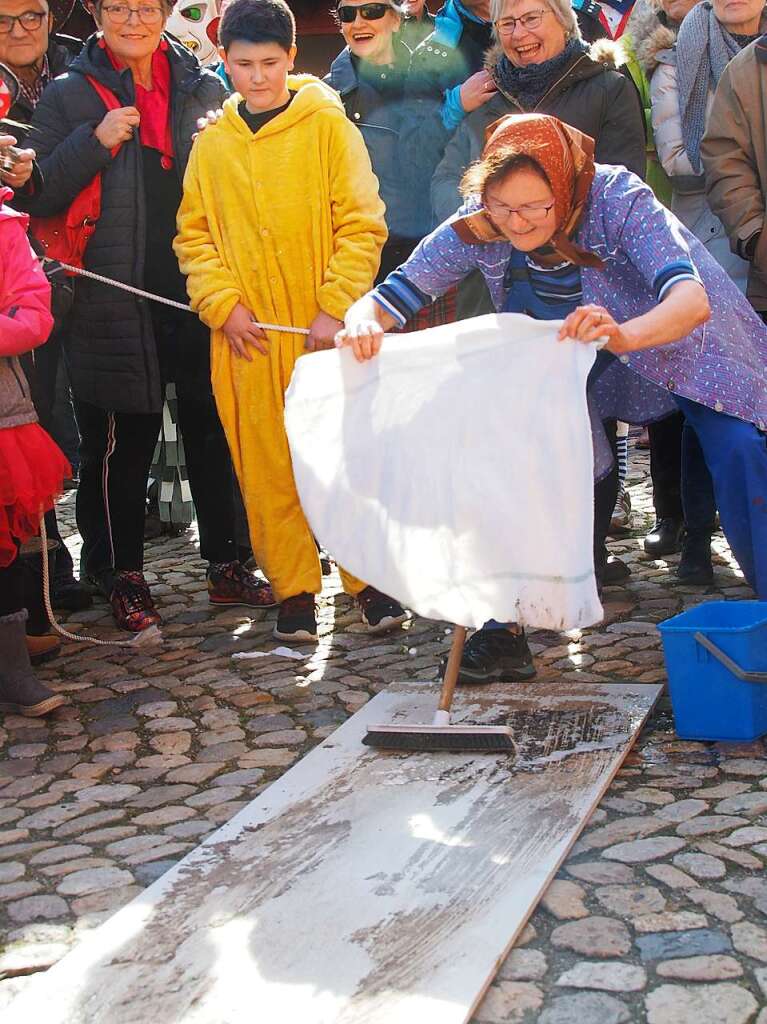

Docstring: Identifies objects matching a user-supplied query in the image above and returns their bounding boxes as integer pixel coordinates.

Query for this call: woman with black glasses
[326,0,450,290]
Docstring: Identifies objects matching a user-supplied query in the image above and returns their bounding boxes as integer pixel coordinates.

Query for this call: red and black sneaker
[207,561,277,608]
[110,571,162,633]
[357,586,408,635]
[274,592,318,642]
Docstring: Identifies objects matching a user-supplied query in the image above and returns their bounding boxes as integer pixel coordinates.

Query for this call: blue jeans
[675,396,767,598]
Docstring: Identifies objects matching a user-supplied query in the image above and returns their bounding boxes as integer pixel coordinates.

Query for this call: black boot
[441,627,536,685]
[644,517,684,557]
[0,611,67,717]
[677,530,714,585]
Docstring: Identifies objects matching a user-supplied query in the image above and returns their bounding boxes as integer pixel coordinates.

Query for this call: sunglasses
[336,3,394,23]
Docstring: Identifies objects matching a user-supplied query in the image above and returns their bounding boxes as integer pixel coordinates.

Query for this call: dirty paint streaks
[4,680,661,1024]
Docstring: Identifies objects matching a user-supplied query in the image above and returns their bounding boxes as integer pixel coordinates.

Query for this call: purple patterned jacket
[376,166,767,430]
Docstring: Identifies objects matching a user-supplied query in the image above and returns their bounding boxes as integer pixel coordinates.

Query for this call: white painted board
[7,680,661,1024]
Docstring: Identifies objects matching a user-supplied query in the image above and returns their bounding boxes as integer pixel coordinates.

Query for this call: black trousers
[648,411,717,531]
[74,313,239,578]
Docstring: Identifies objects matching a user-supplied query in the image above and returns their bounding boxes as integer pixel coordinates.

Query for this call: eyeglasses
[336,3,394,23]
[100,3,164,23]
[495,9,550,34]
[484,196,555,222]
[0,11,46,34]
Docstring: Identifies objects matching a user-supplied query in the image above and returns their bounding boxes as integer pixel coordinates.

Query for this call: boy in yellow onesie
[175,0,407,642]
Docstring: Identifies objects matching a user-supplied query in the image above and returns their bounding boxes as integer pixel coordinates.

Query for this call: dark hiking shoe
[357,586,408,635]
[110,571,162,633]
[677,532,714,585]
[444,628,537,685]
[274,592,318,642]
[207,561,277,608]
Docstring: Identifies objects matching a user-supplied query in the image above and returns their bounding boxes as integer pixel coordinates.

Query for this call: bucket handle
[694,631,767,683]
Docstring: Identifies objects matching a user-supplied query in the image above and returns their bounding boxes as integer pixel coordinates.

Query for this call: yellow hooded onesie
[174,75,387,602]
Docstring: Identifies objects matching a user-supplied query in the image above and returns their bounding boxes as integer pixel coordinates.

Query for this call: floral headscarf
[452,113,604,269]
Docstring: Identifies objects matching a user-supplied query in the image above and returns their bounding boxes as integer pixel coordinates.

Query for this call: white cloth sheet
[285,313,603,630]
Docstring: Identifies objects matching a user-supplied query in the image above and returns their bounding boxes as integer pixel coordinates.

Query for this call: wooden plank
[6,680,661,1024]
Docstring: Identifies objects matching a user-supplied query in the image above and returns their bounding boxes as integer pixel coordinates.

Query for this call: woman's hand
[335,319,385,362]
[305,310,344,352]
[193,108,224,141]
[222,302,268,360]
[95,107,141,150]
[0,136,35,189]
[459,70,497,114]
[558,304,635,354]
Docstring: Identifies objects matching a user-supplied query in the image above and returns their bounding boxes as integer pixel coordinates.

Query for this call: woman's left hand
[558,304,635,354]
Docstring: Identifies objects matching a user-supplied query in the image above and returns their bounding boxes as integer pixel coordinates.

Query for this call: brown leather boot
[26,632,62,665]
[0,611,67,717]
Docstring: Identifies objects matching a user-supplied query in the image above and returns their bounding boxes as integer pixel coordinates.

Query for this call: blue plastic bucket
[658,601,767,741]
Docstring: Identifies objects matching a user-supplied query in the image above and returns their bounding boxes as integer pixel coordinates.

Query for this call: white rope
[39,512,161,648]
[44,258,311,335]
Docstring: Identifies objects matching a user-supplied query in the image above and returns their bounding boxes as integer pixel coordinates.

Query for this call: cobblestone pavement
[2,447,766,1023]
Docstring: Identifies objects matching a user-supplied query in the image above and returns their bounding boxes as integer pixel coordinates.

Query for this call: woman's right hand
[335,320,385,363]
[459,70,497,114]
[95,107,141,150]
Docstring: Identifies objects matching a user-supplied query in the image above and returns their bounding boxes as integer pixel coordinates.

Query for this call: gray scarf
[675,0,749,173]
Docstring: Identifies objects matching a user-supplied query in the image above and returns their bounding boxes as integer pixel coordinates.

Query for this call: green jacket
[623,30,672,206]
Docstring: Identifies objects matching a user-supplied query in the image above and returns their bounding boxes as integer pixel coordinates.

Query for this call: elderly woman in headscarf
[338,112,767,684]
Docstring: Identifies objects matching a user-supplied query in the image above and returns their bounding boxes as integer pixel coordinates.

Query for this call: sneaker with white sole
[357,586,408,635]
[274,592,318,642]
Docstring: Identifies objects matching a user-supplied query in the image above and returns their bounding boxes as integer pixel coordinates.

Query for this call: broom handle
[437,626,467,713]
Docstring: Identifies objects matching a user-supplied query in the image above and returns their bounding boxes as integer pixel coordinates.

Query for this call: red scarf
[103,38,174,170]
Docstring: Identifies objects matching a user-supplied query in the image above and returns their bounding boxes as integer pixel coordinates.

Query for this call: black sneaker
[357,586,408,635]
[274,592,318,642]
[444,627,537,685]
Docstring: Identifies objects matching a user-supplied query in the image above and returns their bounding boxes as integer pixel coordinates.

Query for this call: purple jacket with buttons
[397,166,767,430]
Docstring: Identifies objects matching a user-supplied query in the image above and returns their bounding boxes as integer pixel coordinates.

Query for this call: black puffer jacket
[432,39,646,221]
[18,35,227,415]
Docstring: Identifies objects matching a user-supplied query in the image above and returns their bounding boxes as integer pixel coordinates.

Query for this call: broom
[362,626,515,753]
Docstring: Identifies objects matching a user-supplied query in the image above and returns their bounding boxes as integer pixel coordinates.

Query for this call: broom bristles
[363,724,514,753]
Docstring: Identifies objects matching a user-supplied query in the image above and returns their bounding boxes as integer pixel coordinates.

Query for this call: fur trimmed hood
[626,0,677,74]
[484,36,626,74]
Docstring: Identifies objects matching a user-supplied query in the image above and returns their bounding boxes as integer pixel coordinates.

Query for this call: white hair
[490,0,582,40]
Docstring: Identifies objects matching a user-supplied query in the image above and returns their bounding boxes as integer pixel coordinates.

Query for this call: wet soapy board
[6,679,661,1024]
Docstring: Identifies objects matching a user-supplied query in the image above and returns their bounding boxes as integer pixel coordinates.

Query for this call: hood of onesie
[220,74,347,138]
